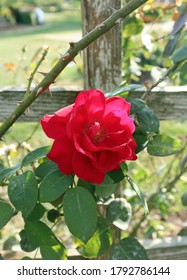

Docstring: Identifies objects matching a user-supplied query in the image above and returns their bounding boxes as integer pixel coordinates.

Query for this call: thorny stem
[141,62,181,101]
[24,47,49,100]
[0,0,148,138]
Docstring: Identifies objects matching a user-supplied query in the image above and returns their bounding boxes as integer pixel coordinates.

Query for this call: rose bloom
[41,89,137,184]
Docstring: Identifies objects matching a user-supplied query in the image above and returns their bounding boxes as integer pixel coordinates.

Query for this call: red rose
[41,89,137,184]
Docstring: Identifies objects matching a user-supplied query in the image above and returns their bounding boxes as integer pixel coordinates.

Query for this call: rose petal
[41,114,66,140]
[72,151,105,184]
[74,88,105,122]
[105,97,131,116]
[47,136,74,174]
[55,104,73,120]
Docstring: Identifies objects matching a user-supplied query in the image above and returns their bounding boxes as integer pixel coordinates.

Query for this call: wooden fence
[0,85,187,122]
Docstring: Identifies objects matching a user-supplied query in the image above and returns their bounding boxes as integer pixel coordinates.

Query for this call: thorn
[0,137,5,142]
[115,18,123,24]
[36,87,43,96]
[11,114,16,121]
[108,6,117,12]
[59,52,70,61]
[72,59,76,64]
[69,42,75,49]
[48,88,53,97]
[97,23,105,30]
[37,71,48,77]
[23,107,30,117]
[16,100,23,106]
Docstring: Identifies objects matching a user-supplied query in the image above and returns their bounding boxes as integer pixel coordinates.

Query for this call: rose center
[86,122,106,143]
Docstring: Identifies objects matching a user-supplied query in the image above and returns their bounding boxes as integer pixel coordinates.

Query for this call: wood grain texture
[81,0,122,92]
[0,86,187,122]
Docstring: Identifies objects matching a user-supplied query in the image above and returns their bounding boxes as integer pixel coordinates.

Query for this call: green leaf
[178,227,187,236]
[137,106,159,133]
[77,217,112,258]
[106,198,132,230]
[47,209,60,223]
[171,12,187,35]
[179,61,187,85]
[126,176,149,215]
[22,146,51,167]
[108,168,125,183]
[0,164,21,183]
[172,45,187,62]
[106,84,142,97]
[147,134,183,156]
[94,175,117,198]
[126,98,146,115]
[164,33,180,57]
[110,237,149,260]
[25,220,59,247]
[35,159,58,179]
[133,128,149,153]
[63,187,97,243]
[8,171,38,218]
[19,230,38,252]
[123,16,143,37]
[77,179,95,196]
[181,192,187,206]
[27,203,46,221]
[0,199,14,229]
[39,170,72,202]
[40,244,67,260]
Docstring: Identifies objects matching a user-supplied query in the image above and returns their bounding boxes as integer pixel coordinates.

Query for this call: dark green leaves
[137,106,159,133]
[22,146,51,167]
[106,198,132,230]
[25,221,59,247]
[63,187,97,243]
[181,192,187,206]
[35,159,58,179]
[127,98,159,134]
[126,98,146,115]
[126,175,149,215]
[94,175,117,198]
[0,164,21,183]
[147,134,183,156]
[19,230,37,252]
[40,244,67,260]
[25,221,67,260]
[0,199,14,229]
[8,171,38,218]
[172,45,187,62]
[39,170,72,202]
[106,84,142,97]
[77,218,112,258]
[110,237,149,260]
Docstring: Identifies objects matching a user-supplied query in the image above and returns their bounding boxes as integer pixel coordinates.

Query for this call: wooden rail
[0,86,187,122]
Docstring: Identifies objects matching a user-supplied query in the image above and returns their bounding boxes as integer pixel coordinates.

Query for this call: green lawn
[0,10,83,87]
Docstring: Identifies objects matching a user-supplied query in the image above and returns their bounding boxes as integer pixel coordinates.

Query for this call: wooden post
[81,0,122,92]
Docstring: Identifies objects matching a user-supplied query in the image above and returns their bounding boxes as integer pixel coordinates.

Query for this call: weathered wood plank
[142,236,187,260]
[0,86,187,122]
[81,0,122,92]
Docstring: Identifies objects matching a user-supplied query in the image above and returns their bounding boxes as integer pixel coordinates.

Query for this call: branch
[0,0,148,138]
[141,62,181,101]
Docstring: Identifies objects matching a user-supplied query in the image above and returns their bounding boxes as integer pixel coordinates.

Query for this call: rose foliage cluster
[0,87,183,260]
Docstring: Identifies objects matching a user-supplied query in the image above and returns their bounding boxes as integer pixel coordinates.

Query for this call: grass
[0,10,83,87]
